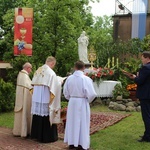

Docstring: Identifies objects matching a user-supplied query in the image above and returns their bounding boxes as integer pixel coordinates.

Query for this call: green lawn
[0,105,150,150]
[0,111,14,128]
[91,105,150,150]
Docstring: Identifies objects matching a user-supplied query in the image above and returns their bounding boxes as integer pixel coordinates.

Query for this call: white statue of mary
[78,31,89,63]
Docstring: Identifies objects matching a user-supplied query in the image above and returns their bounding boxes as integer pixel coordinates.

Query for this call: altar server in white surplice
[13,62,33,137]
[63,61,97,150]
[31,56,61,143]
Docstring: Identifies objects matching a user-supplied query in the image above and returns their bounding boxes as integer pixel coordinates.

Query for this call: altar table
[93,80,121,97]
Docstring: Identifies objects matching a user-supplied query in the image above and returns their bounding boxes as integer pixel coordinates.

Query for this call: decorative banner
[14,8,33,56]
[131,0,148,40]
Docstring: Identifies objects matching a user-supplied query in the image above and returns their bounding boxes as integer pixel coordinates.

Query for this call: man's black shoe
[139,135,144,138]
[137,138,150,142]
[137,139,146,142]
[77,145,84,150]
[69,145,75,149]
[69,145,78,149]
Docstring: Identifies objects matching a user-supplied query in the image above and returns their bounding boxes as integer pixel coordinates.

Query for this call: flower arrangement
[127,83,137,91]
[85,67,114,82]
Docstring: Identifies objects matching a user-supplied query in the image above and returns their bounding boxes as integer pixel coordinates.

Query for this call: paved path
[0,127,68,150]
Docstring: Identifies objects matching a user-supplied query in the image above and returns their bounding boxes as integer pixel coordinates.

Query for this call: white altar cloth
[93,80,121,97]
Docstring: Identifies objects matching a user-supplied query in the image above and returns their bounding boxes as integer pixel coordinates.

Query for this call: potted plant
[126,83,137,101]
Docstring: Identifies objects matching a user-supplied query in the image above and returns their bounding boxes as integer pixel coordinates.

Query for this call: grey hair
[45,56,56,64]
[23,62,32,69]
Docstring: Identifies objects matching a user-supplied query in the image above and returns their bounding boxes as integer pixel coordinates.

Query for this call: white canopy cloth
[93,80,121,97]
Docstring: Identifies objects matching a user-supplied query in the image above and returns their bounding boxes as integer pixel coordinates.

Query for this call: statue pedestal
[85,63,91,69]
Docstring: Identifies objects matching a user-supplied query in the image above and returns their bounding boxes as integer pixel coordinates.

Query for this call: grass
[91,105,150,150]
[0,111,14,128]
[0,105,150,150]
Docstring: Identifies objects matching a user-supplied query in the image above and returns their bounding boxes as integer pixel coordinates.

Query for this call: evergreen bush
[0,78,15,112]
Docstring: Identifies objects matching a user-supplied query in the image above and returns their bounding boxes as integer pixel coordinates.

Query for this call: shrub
[4,54,34,85]
[61,101,68,109]
[0,78,15,112]
[112,83,130,99]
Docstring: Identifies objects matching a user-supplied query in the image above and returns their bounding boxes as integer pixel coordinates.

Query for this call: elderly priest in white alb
[63,61,97,150]
[13,62,33,137]
[31,56,61,143]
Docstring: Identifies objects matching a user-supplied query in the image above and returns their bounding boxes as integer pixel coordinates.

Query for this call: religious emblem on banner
[14,8,33,56]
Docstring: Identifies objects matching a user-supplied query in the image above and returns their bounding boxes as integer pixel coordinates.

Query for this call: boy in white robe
[63,61,97,150]
[13,62,33,137]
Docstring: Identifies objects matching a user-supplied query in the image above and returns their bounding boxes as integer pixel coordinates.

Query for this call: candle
[116,58,119,68]
[108,58,110,68]
[112,57,114,67]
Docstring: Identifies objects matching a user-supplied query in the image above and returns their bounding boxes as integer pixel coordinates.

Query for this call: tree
[26,0,97,75]
[2,0,98,77]
[87,15,114,67]
[0,0,27,58]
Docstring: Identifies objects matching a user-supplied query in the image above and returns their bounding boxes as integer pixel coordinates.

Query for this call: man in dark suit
[129,51,150,142]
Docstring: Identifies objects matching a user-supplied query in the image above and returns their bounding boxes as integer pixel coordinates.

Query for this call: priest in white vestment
[13,62,33,137]
[31,56,61,143]
[63,61,97,150]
